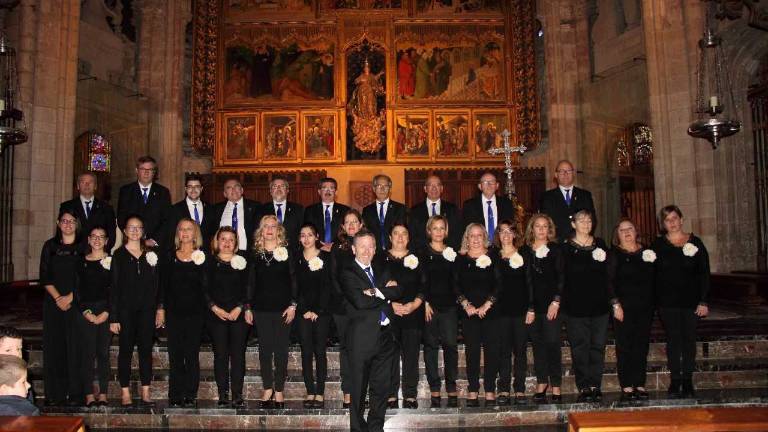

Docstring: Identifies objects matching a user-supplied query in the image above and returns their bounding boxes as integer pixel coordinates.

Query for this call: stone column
[136,0,191,202]
[11,0,81,279]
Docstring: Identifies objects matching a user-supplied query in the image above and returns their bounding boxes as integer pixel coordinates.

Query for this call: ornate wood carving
[509,0,539,149]
[191,0,219,154]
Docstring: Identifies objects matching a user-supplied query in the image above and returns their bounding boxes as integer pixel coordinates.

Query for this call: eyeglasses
[59,219,77,225]
[320,187,336,192]
[126,226,143,232]
[89,235,107,240]
[480,180,497,185]
[271,184,288,190]
[374,184,391,190]
[557,169,574,174]
[138,168,156,173]
[185,185,202,190]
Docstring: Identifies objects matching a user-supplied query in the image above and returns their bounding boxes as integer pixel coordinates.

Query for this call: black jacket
[165,199,213,251]
[461,194,516,234]
[209,199,261,249]
[117,182,172,245]
[303,202,350,244]
[362,200,408,250]
[408,200,462,250]
[261,201,305,249]
[59,197,117,251]
[539,186,595,241]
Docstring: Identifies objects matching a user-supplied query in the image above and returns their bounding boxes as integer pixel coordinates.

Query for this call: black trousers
[659,307,698,380]
[463,316,501,393]
[497,315,529,394]
[529,312,562,386]
[333,313,351,394]
[614,308,653,388]
[389,324,422,399]
[254,311,291,392]
[43,300,79,402]
[299,315,331,395]
[167,312,204,401]
[208,314,249,397]
[77,314,111,396]
[117,308,155,388]
[349,326,397,432]
[566,314,609,390]
[422,307,458,393]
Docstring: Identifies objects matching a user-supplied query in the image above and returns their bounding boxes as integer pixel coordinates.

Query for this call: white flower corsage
[509,252,524,269]
[273,246,289,262]
[682,243,699,257]
[592,247,607,262]
[642,249,657,263]
[191,250,206,265]
[145,251,158,267]
[308,256,324,272]
[475,254,492,269]
[230,255,247,270]
[535,245,550,259]
[403,254,419,270]
[442,247,457,262]
[100,256,112,270]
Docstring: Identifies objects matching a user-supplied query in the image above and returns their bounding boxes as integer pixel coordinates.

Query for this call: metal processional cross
[487,129,527,201]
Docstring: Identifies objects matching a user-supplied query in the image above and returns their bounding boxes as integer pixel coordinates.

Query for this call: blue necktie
[487,200,495,242]
[232,203,238,231]
[364,267,387,325]
[324,205,332,243]
[565,189,572,206]
[141,187,148,204]
[276,203,283,224]
[431,202,437,217]
[84,201,91,219]
[193,203,200,225]
[378,202,386,249]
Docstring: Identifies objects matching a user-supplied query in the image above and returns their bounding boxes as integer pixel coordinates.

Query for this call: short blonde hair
[426,215,449,241]
[174,218,203,250]
[524,213,557,246]
[253,214,287,252]
[0,354,26,387]
[459,223,489,254]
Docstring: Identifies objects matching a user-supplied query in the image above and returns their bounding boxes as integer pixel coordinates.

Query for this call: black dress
[296,250,333,396]
[74,257,112,398]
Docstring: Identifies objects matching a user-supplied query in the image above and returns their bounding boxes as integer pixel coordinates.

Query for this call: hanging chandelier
[687,3,741,149]
[0,31,27,155]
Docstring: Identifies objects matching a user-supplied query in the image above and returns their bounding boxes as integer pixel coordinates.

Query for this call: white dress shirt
[426,199,441,216]
[220,198,246,250]
[80,195,95,217]
[186,197,203,223]
[559,185,573,203]
[375,198,390,222]
[273,200,287,221]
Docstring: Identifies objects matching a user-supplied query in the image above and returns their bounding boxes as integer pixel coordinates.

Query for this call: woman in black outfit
[455,223,502,407]
[521,213,563,403]
[420,215,459,408]
[329,209,364,407]
[493,219,535,406]
[40,210,82,406]
[75,226,111,407]
[560,209,614,403]
[608,218,654,401]
[385,223,425,409]
[296,223,332,408]
[159,219,208,408]
[249,215,298,409]
[652,205,710,398]
[206,227,250,408]
[110,215,162,407]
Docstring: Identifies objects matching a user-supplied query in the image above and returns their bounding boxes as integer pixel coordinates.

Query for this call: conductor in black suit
[261,177,304,248]
[539,160,596,241]
[210,178,260,252]
[303,177,350,251]
[461,172,515,243]
[165,174,212,250]
[361,174,407,251]
[408,174,462,250]
[59,172,117,250]
[117,155,171,248]
[340,231,401,432]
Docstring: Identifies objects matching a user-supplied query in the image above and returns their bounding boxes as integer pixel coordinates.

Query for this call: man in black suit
[408,174,462,250]
[303,177,350,251]
[461,172,515,243]
[59,172,117,250]
[340,231,401,432]
[209,178,260,252]
[361,174,407,251]
[539,160,596,241]
[117,155,171,248]
[165,174,212,250]
[260,177,304,248]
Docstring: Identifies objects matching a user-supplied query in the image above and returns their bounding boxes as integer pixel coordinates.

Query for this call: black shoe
[85,400,97,408]
[430,396,442,408]
[514,394,527,405]
[169,399,183,408]
[447,396,458,407]
[232,397,246,408]
[533,392,547,404]
[387,399,398,409]
[258,391,275,409]
[218,392,230,407]
[577,388,593,403]
[183,398,196,408]
[342,401,351,409]
[466,398,479,407]
[680,380,695,398]
[496,394,511,406]
[634,388,650,400]
[620,391,635,402]
[303,399,315,408]
[312,399,325,408]
[44,399,64,407]
[273,401,285,409]
[484,398,497,407]
[138,399,155,408]
[591,388,603,402]
[551,393,562,403]
[66,399,82,407]
[668,379,682,398]
[96,400,109,407]
[403,399,418,409]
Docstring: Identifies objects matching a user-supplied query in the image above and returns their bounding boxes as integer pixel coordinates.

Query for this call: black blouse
[160,251,208,316]
[607,246,655,311]
[39,239,81,300]
[522,242,564,314]
[248,247,298,312]
[75,258,110,314]
[560,238,613,317]
[296,250,333,315]
[109,247,160,323]
[417,245,456,310]
[495,248,534,317]
[382,251,426,328]
[206,254,249,311]
[328,240,354,315]
[651,234,710,308]
[453,251,502,319]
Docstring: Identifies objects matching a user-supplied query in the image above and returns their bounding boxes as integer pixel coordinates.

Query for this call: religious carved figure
[347,60,386,153]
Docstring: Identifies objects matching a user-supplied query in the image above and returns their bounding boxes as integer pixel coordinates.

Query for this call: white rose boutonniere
[308,256,324,272]
[475,254,492,269]
[442,247,457,262]
[145,251,158,267]
[403,254,419,270]
[230,255,247,270]
[191,250,206,265]
[682,243,699,257]
[509,252,524,269]
[642,249,657,263]
[592,247,607,262]
[535,245,550,259]
[273,246,289,262]
[100,256,112,270]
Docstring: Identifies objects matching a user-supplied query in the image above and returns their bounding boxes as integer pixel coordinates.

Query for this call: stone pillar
[136,0,191,202]
[11,0,81,279]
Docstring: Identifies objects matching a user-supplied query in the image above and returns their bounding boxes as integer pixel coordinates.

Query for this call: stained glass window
[88,133,111,172]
